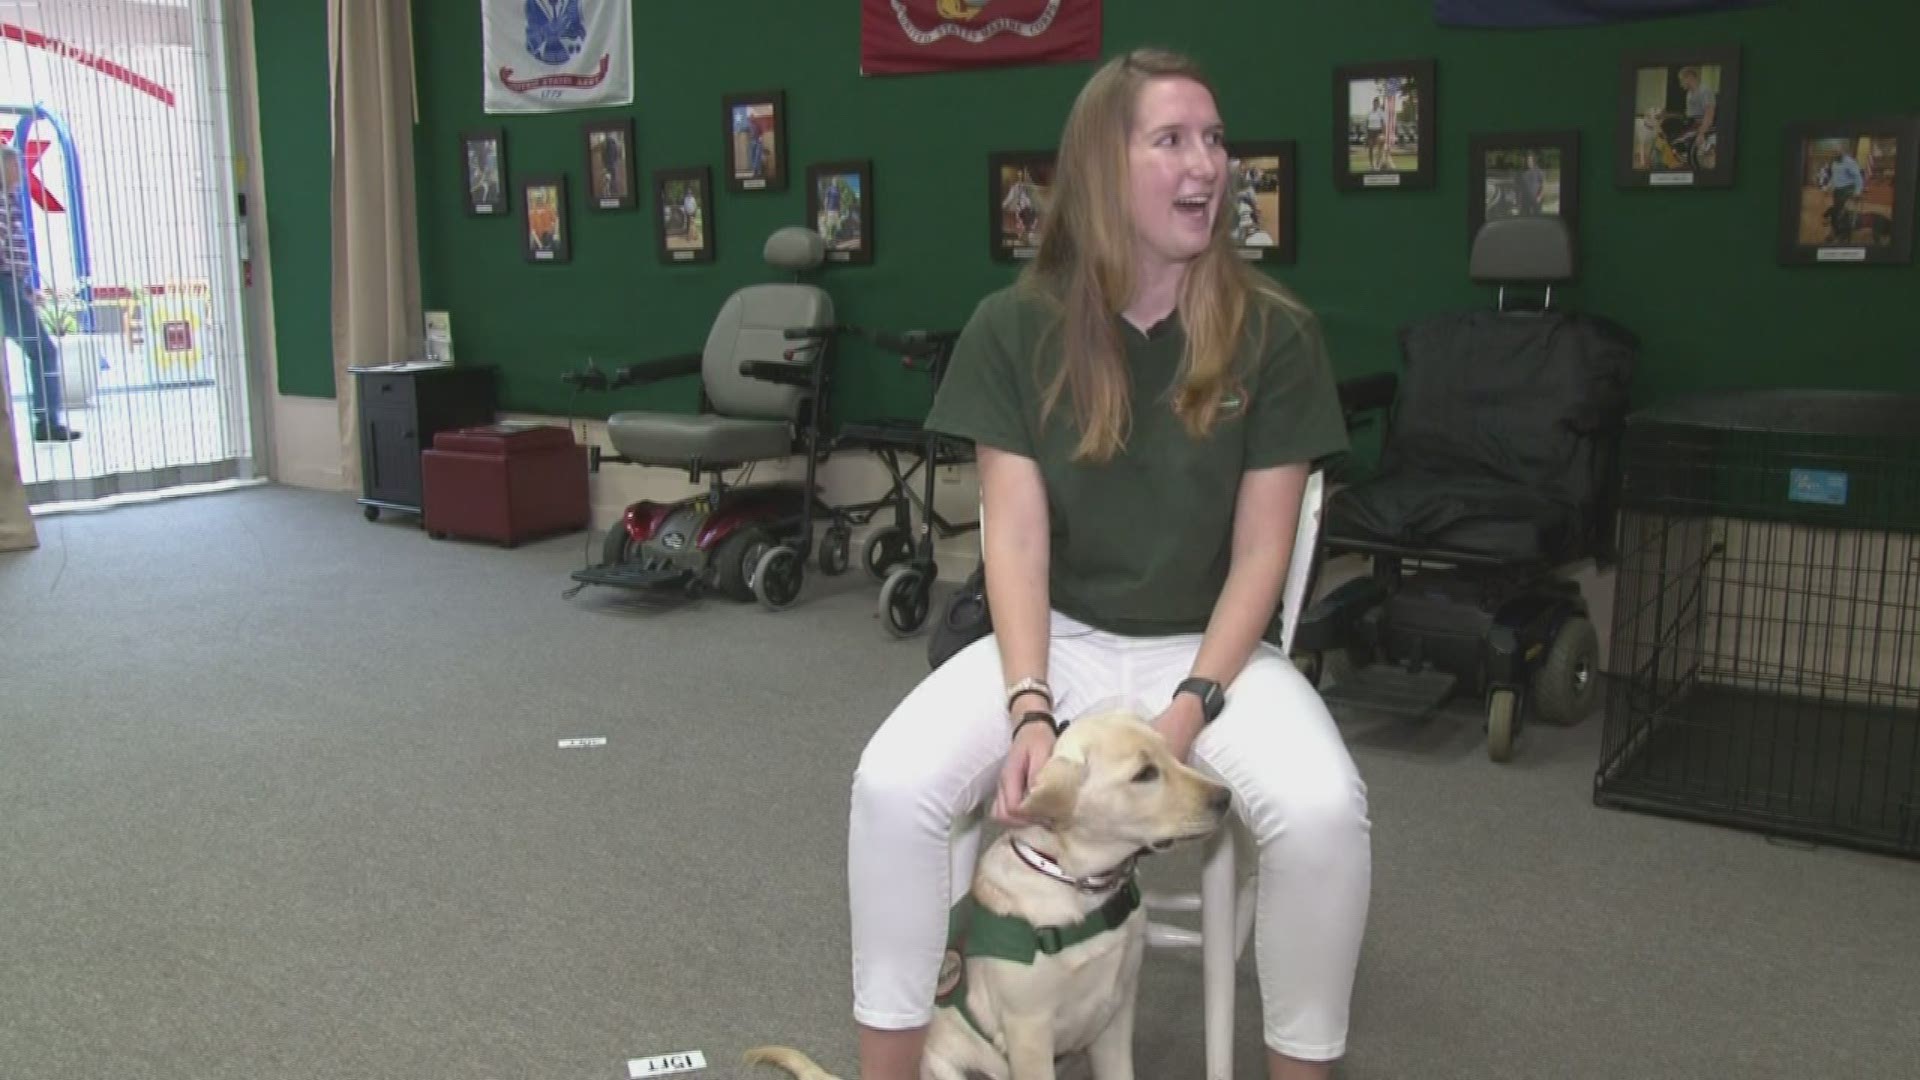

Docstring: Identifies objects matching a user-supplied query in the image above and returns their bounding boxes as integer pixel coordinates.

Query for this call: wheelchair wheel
[819,526,852,575]
[1693,134,1718,171]
[601,521,638,567]
[1295,648,1354,689]
[1486,688,1518,763]
[714,527,773,602]
[864,526,913,582]
[753,545,805,610]
[1531,616,1600,725]
[1295,651,1323,687]
[880,565,933,638]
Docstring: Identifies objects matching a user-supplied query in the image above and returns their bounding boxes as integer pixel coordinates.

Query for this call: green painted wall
[260,0,1920,413]
[250,0,333,398]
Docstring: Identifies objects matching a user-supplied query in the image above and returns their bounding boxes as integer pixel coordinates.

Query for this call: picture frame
[461,128,508,216]
[988,150,1056,262]
[655,166,715,263]
[1615,46,1741,189]
[521,174,569,264]
[1777,117,1917,266]
[722,89,787,192]
[807,159,874,265]
[1331,59,1436,191]
[1468,131,1581,259]
[581,117,636,211]
[1225,140,1297,264]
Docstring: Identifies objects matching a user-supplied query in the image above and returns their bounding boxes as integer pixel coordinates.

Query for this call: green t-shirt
[925,282,1349,637]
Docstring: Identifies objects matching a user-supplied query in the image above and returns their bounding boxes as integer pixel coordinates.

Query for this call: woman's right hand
[992,721,1056,827]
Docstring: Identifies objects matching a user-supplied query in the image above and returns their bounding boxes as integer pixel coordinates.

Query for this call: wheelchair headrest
[1469,216,1572,285]
[765,227,825,271]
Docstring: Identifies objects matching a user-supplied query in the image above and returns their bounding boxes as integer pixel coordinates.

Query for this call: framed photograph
[1332,59,1436,191]
[521,175,568,264]
[1616,46,1741,188]
[582,117,635,211]
[655,166,715,263]
[1469,131,1581,257]
[808,159,873,265]
[989,150,1056,262]
[1226,140,1297,263]
[1777,118,1917,266]
[722,90,786,192]
[461,128,508,216]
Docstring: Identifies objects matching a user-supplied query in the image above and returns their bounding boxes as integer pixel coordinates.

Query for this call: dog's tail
[742,1045,845,1080]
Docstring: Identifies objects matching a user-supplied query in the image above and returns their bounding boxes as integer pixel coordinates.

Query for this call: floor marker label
[628,1050,707,1077]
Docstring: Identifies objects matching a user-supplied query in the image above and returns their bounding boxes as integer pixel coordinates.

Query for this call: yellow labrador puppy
[747,705,1232,1080]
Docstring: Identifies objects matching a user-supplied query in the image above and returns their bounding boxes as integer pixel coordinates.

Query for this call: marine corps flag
[861,0,1101,76]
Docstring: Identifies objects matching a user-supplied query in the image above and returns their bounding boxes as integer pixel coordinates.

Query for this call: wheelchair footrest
[1322,664,1458,721]
[569,562,688,590]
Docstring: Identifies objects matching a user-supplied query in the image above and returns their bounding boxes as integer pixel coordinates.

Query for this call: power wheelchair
[1292,216,1639,761]
[561,227,852,610]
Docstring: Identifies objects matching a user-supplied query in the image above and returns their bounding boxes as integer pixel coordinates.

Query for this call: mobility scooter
[561,227,852,610]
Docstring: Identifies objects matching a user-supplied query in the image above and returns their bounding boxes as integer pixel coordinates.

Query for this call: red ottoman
[421,424,589,547]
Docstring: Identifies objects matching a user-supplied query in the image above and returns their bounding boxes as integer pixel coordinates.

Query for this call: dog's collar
[1010,837,1136,894]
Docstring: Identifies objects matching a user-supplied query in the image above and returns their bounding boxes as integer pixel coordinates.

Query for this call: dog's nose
[1208,787,1232,813]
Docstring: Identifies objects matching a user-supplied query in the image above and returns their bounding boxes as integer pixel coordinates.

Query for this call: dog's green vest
[933,879,1143,1042]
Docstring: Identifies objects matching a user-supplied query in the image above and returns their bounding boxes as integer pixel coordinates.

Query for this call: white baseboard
[269,392,351,492]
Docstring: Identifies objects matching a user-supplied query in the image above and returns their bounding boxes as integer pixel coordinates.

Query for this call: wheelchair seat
[605,228,832,470]
[1331,471,1583,564]
[1323,216,1637,569]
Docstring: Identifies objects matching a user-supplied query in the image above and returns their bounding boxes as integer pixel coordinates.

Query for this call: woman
[848,49,1371,1079]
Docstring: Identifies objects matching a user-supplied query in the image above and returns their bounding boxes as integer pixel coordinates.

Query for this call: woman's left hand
[1150,695,1208,763]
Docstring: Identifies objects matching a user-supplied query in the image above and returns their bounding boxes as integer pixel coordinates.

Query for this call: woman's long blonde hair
[1023,47,1313,463]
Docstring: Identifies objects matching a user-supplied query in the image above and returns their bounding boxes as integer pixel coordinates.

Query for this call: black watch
[1173,677,1226,723]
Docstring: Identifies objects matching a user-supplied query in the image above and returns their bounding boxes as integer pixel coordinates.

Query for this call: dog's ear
[1017,755,1085,830]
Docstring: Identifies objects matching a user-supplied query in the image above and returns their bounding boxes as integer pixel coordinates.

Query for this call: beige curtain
[327,0,421,488]
[0,394,35,551]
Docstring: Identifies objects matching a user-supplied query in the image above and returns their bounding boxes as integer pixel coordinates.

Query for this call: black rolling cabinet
[349,365,496,521]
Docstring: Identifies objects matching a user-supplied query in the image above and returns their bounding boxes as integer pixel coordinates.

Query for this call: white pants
[849,611,1372,1062]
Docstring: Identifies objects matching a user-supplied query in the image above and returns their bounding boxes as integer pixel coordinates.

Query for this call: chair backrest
[1385,310,1635,519]
[1275,469,1324,656]
[700,228,833,420]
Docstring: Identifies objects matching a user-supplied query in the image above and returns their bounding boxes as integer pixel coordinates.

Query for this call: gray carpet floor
[3,484,1917,1080]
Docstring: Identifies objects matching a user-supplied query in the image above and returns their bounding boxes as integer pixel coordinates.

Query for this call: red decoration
[861,0,1101,76]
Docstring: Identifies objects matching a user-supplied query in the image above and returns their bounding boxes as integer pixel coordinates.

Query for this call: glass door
[2,0,254,506]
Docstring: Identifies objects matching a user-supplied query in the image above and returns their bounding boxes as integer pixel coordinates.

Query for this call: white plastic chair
[951,469,1326,1079]
[1143,467,1324,1079]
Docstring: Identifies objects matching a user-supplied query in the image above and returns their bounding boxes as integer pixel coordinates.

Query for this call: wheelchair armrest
[560,367,609,391]
[1336,372,1398,419]
[1564,399,1631,435]
[869,328,961,362]
[740,358,816,388]
[610,352,703,390]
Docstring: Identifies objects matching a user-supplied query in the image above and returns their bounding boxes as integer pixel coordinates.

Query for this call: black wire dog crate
[1596,390,1920,857]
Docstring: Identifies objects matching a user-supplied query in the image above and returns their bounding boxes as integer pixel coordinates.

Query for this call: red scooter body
[611,481,812,552]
